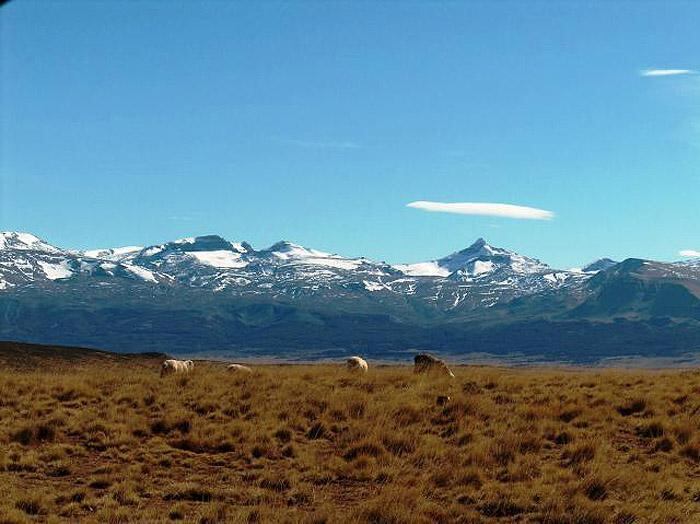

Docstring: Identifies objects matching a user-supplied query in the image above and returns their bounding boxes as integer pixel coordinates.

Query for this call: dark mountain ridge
[1,232,698,363]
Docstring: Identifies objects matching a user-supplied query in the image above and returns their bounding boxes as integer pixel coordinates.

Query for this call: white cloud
[640,69,695,77]
[679,249,700,257]
[406,201,554,220]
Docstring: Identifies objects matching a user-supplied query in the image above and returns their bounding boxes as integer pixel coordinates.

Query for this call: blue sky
[1,1,699,268]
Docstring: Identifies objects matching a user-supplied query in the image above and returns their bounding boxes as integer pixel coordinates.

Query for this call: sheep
[413,353,454,378]
[161,359,194,377]
[346,356,369,373]
[227,363,253,374]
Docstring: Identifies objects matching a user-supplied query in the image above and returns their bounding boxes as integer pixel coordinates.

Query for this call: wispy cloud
[679,249,700,257]
[406,201,555,220]
[640,69,695,77]
[275,138,361,150]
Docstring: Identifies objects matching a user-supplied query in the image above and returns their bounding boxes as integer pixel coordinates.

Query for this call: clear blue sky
[2,1,699,268]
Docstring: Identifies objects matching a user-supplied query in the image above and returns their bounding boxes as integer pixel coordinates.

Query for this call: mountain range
[1,231,699,364]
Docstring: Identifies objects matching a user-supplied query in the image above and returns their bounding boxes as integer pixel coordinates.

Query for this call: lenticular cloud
[640,69,695,77]
[406,201,555,220]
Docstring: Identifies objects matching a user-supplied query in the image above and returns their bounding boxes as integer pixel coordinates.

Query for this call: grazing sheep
[227,363,253,374]
[413,353,455,378]
[346,356,369,373]
[160,359,194,377]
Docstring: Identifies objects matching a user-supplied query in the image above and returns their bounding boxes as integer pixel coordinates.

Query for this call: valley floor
[0,358,699,523]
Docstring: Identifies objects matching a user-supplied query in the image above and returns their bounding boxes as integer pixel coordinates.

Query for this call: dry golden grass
[1,360,699,523]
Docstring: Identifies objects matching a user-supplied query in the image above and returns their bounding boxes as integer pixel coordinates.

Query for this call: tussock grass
[0,362,699,522]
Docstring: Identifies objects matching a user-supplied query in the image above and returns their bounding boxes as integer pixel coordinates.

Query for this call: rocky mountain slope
[1,231,698,363]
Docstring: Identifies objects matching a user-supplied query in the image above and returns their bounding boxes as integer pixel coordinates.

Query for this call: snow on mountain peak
[260,241,366,271]
[395,239,549,277]
[125,235,251,270]
[266,241,330,259]
[443,239,550,275]
[119,235,249,266]
[170,235,245,253]
[83,246,144,260]
[0,232,594,297]
[392,261,451,278]
[189,250,248,269]
[0,232,61,253]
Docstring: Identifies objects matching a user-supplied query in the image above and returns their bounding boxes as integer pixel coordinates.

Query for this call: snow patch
[84,246,143,260]
[363,280,389,292]
[142,246,164,257]
[270,242,363,270]
[124,264,158,283]
[301,257,362,270]
[0,232,61,253]
[189,250,248,269]
[37,261,73,280]
[271,243,331,260]
[394,262,451,277]
[472,260,494,276]
[174,237,196,244]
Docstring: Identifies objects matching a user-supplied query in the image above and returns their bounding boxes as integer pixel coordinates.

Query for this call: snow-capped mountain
[4,232,698,304]
[394,238,549,277]
[0,232,62,253]
[0,232,586,307]
[82,235,401,295]
[0,232,167,289]
[389,238,590,309]
[1,231,698,362]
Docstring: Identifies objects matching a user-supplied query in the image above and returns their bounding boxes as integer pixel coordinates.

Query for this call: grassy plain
[0,350,699,523]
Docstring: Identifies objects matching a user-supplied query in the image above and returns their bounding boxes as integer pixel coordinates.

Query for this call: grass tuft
[0,362,698,521]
